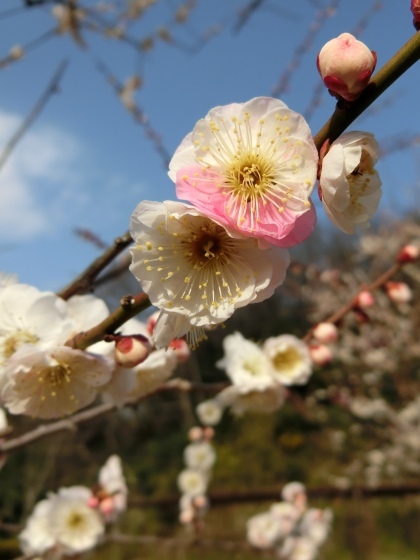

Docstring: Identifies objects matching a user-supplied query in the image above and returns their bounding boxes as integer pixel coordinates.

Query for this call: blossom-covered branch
[303,244,417,343]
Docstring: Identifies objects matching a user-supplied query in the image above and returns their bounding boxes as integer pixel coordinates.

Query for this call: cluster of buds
[177,426,216,529]
[317,32,376,102]
[309,322,338,366]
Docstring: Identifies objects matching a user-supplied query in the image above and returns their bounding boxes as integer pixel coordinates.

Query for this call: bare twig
[0,381,226,454]
[271,0,339,98]
[57,231,132,300]
[0,59,68,173]
[128,483,420,509]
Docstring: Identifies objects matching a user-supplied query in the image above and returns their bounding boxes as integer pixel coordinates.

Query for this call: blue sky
[0,0,418,291]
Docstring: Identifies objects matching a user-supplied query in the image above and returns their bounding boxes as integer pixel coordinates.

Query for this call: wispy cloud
[0,110,87,242]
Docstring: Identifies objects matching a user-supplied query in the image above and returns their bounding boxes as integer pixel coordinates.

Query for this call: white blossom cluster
[0,280,184,420]
[19,455,127,558]
[196,331,312,424]
[177,426,216,527]
[247,482,333,560]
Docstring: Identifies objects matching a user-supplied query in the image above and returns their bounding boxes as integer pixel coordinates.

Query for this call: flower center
[272,347,302,373]
[38,362,72,396]
[1,330,38,362]
[346,149,375,211]
[67,511,84,529]
[227,155,275,201]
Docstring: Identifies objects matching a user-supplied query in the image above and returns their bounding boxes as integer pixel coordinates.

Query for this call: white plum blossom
[263,335,312,386]
[319,131,382,234]
[184,441,216,472]
[247,511,284,549]
[177,468,208,497]
[0,283,73,367]
[129,200,290,347]
[196,398,224,426]
[216,384,286,416]
[217,332,277,393]
[1,345,112,419]
[169,96,319,248]
[300,508,333,547]
[49,486,104,555]
[279,536,319,560]
[19,486,104,558]
[19,499,56,557]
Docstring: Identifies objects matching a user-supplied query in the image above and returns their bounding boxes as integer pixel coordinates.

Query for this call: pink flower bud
[397,244,419,264]
[309,344,333,366]
[312,322,338,343]
[87,496,99,509]
[114,335,152,368]
[193,495,208,509]
[202,426,215,441]
[355,290,375,308]
[169,338,191,363]
[188,426,204,442]
[386,282,412,304]
[412,0,420,30]
[317,33,377,101]
[99,496,115,515]
[179,508,195,524]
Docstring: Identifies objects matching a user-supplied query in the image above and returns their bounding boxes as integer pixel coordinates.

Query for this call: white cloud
[0,110,86,241]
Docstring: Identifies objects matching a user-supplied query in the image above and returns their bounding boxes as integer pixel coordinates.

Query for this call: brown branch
[65,291,151,349]
[128,483,420,509]
[0,381,226,454]
[57,231,132,300]
[0,59,68,172]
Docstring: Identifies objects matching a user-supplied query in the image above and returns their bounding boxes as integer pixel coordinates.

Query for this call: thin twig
[0,381,226,453]
[128,483,420,509]
[0,59,68,173]
[57,231,132,300]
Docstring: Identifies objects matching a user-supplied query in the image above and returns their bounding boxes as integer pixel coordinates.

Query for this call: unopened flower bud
[188,426,204,442]
[312,322,338,343]
[411,0,420,30]
[193,495,208,509]
[386,282,412,304]
[356,290,375,308]
[397,244,419,264]
[202,426,215,441]
[317,33,377,101]
[87,496,99,509]
[309,344,333,366]
[179,507,195,524]
[99,496,115,515]
[169,338,191,363]
[114,335,151,368]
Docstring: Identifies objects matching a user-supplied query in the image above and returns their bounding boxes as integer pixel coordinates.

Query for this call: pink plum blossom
[169,97,318,248]
[317,33,377,101]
